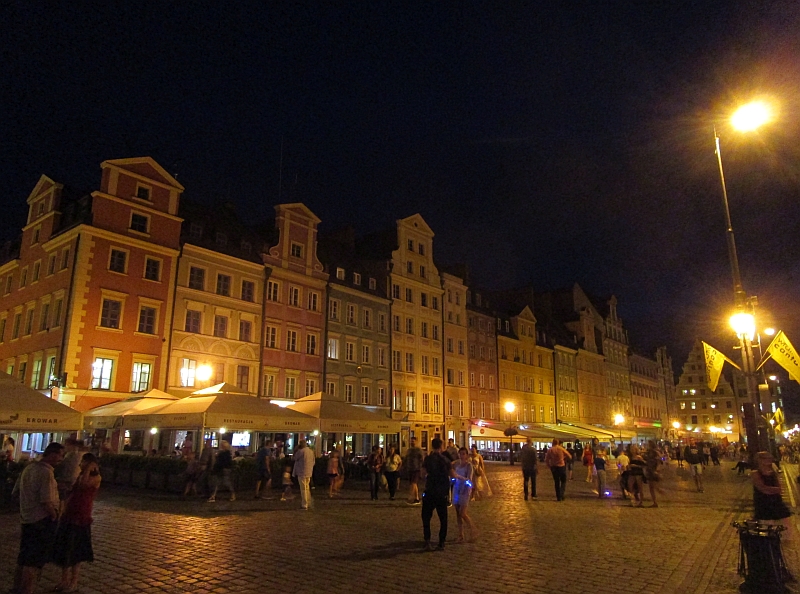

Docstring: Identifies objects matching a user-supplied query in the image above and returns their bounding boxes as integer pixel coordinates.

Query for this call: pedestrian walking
[616,448,631,499]
[327,447,343,498]
[198,439,215,498]
[292,439,315,510]
[453,447,477,543]
[683,439,705,493]
[445,438,459,463]
[280,458,294,501]
[702,443,711,466]
[710,444,720,466]
[52,453,101,592]
[519,438,538,501]
[383,445,402,501]
[469,445,492,500]
[544,439,571,501]
[674,445,683,468]
[182,451,200,498]
[594,449,608,497]
[566,444,575,480]
[582,446,594,483]
[752,451,791,526]
[644,440,662,507]
[11,441,64,594]
[627,445,646,507]
[404,437,424,505]
[3,436,15,462]
[420,438,454,551]
[207,440,235,502]
[366,445,384,501]
[254,440,274,499]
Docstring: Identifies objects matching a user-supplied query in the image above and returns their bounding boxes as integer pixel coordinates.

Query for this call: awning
[0,373,82,432]
[84,391,180,430]
[469,421,564,440]
[287,392,401,434]
[124,394,317,432]
[557,421,638,440]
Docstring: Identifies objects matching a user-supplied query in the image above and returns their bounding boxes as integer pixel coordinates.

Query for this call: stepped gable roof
[179,198,266,264]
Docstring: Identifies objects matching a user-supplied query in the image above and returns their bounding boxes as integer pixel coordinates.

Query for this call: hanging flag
[702,341,738,393]
[762,331,800,383]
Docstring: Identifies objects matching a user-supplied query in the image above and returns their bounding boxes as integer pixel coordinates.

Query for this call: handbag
[379,473,388,490]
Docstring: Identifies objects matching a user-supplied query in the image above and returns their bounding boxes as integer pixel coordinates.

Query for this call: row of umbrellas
[0,373,401,435]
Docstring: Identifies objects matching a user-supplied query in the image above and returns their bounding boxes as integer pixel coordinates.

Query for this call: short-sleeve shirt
[256,448,272,471]
[423,452,452,498]
[18,461,59,524]
[594,457,607,471]
[404,446,424,472]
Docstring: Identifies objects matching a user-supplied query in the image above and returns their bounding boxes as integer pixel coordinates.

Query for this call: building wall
[262,203,328,400]
[629,353,665,437]
[442,273,469,447]
[554,345,579,422]
[388,214,444,451]
[497,307,546,424]
[324,273,391,409]
[466,301,499,423]
[577,349,607,425]
[674,341,742,440]
[169,244,264,396]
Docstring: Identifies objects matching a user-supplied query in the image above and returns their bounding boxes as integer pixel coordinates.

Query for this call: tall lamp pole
[713,101,770,456]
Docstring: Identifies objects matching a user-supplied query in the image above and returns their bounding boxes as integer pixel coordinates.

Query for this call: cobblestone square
[2,461,799,594]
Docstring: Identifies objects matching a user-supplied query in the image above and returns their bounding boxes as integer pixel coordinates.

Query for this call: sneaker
[447,502,453,508]
[436,543,445,551]
[424,542,435,552]
[530,496,537,500]
[414,499,421,505]
[207,496,215,502]
[390,496,395,501]
[524,496,528,501]
[230,494,236,502]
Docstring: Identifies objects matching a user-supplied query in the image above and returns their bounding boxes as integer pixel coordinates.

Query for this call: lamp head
[614,414,625,426]
[672,421,681,430]
[196,365,213,382]
[504,401,516,414]
[731,101,770,132]
[730,312,756,341]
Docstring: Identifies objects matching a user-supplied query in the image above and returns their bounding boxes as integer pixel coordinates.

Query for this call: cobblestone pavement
[2,459,799,594]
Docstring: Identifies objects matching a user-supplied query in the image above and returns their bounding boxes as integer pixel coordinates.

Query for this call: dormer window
[369,278,376,290]
[216,232,227,247]
[130,213,149,234]
[37,202,45,216]
[336,268,345,280]
[135,185,151,201]
[189,222,203,240]
[353,272,361,285]
[240,240,251,253]
[290,243,303,258]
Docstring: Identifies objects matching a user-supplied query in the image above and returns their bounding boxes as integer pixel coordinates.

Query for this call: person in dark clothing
[683,439,704,493]
[752,451,791,521]
[420,438,455,551]
[519,438,539,500]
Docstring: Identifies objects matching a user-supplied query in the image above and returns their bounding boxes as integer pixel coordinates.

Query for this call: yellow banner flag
[764,331,800,383]
[702,341,737,393]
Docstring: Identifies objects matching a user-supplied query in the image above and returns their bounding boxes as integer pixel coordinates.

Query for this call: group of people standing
[10,438,101,594]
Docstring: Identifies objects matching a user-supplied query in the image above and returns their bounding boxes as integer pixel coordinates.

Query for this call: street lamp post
[713,102,771,457]
[504,402,517,465]
[614,414,625,448]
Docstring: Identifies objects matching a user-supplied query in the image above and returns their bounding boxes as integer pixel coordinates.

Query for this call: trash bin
[732,520,791,589]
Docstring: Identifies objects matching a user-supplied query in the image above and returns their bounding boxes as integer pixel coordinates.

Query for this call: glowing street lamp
[614,414,625,443]
[713,101,772,456]
[503,402,517,465]
[196,364,213,382]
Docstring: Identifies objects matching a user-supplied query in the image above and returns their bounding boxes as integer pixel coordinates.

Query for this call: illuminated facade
[168,203,266,397]
[261,204,328,401]
[466,291,499,426]
[442,272,470,447]
[674,341,742,440]
[0,157,183,411]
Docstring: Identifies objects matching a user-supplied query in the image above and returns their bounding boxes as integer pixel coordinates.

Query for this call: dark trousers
[550,466,567,501]
[369,470,381,499]
[421,493,448,545]
[384,471,399,498]
[522,468,537,499]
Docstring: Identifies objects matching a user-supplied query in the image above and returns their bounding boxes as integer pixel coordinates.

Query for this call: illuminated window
[91,358,114,390]
[180,358,196,387]
[131,362,152,393]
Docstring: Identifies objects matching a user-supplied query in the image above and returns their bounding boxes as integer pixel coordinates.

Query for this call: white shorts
[690,463,703,476]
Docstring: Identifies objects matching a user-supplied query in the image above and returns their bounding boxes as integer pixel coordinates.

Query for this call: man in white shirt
[12,442,65,594]
[291,440,316,510]
[616,449,630,499]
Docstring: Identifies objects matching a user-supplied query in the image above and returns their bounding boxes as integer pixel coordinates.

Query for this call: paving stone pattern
[2,460,799,594]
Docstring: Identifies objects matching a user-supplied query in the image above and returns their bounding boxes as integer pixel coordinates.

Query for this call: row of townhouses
[0,156,727,451]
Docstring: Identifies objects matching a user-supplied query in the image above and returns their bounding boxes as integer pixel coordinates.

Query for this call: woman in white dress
[469,445,492,500]
[453,447,478,542]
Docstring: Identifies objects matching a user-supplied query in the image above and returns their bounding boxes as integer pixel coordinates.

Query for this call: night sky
[3,2,800,370]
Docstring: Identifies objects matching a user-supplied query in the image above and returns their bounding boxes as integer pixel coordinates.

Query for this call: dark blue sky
[3,2,800,365]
